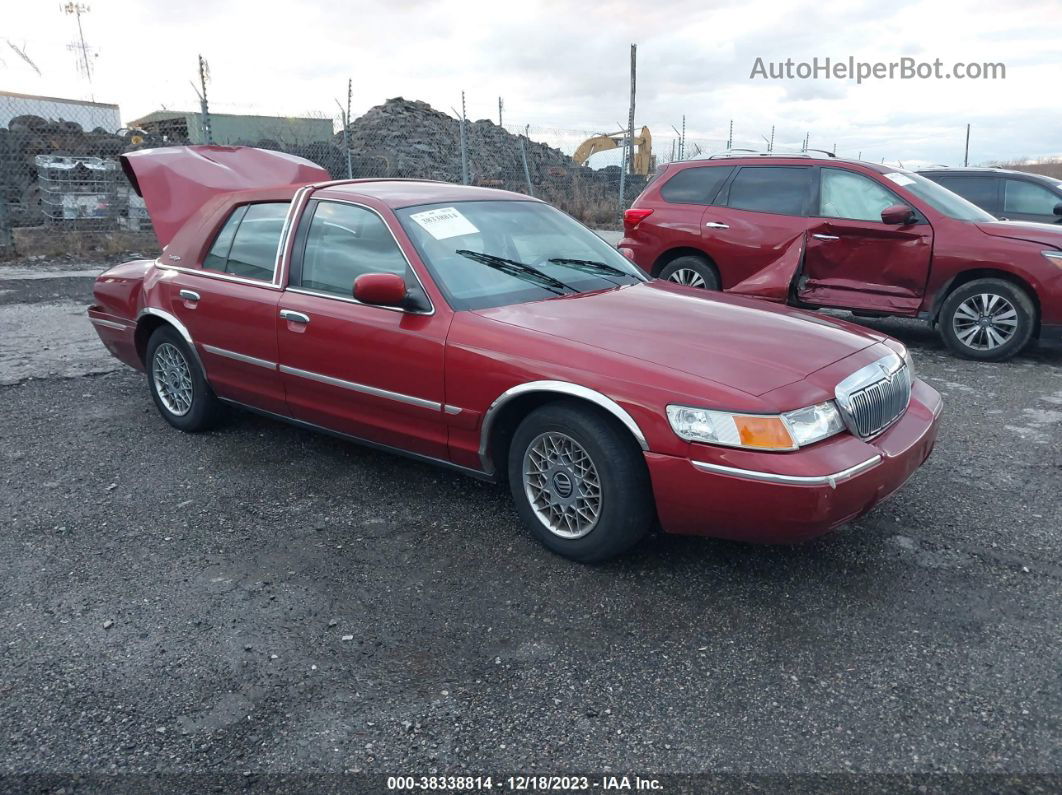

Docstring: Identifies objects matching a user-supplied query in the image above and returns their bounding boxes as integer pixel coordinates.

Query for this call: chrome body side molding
[478,380,650,474]
[90,317,131,331]
[278,364,442,411]
[691,455,883,489]
[201,344,277,370]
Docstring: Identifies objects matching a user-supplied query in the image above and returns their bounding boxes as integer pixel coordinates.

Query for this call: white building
[0,91,121,131]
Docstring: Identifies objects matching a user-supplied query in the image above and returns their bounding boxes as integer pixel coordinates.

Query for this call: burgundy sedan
[90,146,942,562]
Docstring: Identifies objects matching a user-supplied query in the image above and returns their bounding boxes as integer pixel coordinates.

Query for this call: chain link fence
[0,92,788,257]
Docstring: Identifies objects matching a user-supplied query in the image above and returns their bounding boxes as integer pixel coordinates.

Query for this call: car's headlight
[666,401,845,451]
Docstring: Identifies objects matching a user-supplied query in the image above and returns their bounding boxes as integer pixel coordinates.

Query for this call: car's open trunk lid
[120,145,330,247]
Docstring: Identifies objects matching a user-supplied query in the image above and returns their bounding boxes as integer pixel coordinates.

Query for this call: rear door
[161,201,288,414]
[799,167,933,315]
[705,165,813,297]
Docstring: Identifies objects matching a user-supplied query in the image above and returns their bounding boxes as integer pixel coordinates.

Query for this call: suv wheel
[659,256,720,290]
[938,278,1036,362]
[507,401,654,563]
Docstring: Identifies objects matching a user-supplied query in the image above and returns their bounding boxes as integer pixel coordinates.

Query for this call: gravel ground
[0,260,1059,789]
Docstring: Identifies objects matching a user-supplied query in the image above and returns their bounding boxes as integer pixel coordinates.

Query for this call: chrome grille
[835,354,912,438]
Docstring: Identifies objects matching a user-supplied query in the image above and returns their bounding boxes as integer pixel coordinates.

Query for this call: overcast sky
[2,0,1060,167]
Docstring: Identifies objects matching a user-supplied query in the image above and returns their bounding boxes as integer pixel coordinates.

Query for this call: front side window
[396,200,644,311]
[726,167,811,216]
[819,168,906,222]
[1004,179,1060,215]
[292,201,411,297]
[660,166,733,204]
[202,202,289,281]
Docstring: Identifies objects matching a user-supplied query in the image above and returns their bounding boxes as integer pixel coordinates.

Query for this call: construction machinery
[572,126,654,175]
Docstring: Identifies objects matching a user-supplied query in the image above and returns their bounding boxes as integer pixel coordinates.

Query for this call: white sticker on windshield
[408,206,479,240]
[883,171,916,186]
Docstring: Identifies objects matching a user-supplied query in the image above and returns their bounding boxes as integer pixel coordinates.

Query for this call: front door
[799,167,933,315]
[275,199,451,460]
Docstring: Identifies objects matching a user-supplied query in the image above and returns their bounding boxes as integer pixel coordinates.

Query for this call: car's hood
[976,220,1062,248]
[474,281,885,396]
[121,145,329,247]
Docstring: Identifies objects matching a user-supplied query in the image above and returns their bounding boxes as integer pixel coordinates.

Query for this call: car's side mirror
[881,204,916,225]
[1053,202,1062,217]
[353,272,407,307]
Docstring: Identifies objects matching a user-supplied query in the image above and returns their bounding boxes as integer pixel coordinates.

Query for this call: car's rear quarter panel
[89,259,155,370]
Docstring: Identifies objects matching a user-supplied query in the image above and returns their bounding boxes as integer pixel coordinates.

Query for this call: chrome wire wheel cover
[522,432,602,539]
[152,342,193,416]
[667,268,707,288]
[952,293,1018,351]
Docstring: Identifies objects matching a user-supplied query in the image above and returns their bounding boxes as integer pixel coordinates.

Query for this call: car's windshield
[883,170,997,222]
[395,200,645,310]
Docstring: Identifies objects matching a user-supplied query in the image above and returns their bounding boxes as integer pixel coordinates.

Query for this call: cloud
[1,0,1059,164]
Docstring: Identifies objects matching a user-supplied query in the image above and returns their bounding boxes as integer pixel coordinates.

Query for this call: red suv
[620,154,1062,361]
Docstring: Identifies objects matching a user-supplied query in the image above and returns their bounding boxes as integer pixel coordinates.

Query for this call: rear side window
[293,201,411,297]
[933,176,1000,211]
[1004,179,1059,215]
[660,166,733,204]
[202,202,289,281]
[726,167,811,216]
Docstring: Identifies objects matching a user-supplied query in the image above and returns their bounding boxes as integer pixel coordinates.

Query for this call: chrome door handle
[279,309,310,324]
[812,233,840,240]
[179,289,200,302]
[704,222,729,229]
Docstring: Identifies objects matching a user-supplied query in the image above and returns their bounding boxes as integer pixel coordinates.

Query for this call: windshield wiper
[455,250,577,296]
[547,257,632,278]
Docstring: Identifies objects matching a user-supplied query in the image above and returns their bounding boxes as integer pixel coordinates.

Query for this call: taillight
[623,208,654,228]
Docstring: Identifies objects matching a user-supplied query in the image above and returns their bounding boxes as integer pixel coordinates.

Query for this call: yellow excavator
[571,127,654,175]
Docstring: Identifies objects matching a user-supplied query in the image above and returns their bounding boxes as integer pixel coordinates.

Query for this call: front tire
[938,278,1035,362]
[145,326,223,431]
[659,255,720,290]
[507,401,655,563]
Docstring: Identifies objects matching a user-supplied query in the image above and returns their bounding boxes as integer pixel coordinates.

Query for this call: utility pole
[346,78,353,178]
[459,91,469,185]
[335,78,353,179]
[192,55,213,144]
[62,3,94,99]
[619,43,637,214]
[964,123,970,166]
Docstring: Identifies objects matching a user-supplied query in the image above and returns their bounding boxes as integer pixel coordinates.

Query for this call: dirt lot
[0,260,1059,788]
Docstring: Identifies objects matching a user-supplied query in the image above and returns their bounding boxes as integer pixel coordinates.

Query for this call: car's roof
[916,166,1050,179]
[314,180,541,209]
[674,156,894,173]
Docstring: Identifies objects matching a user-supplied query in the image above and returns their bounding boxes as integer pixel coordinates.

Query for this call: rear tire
[659,255,720,290]
[507,401,655,563]
[145,326,223,431]
[938,278,1035,362]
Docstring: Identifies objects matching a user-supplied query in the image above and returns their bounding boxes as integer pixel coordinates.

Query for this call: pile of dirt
[332,97,643,225]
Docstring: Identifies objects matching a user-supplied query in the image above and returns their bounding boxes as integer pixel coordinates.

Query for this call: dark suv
[918,167,1062,226]
[619,153,1062,361]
